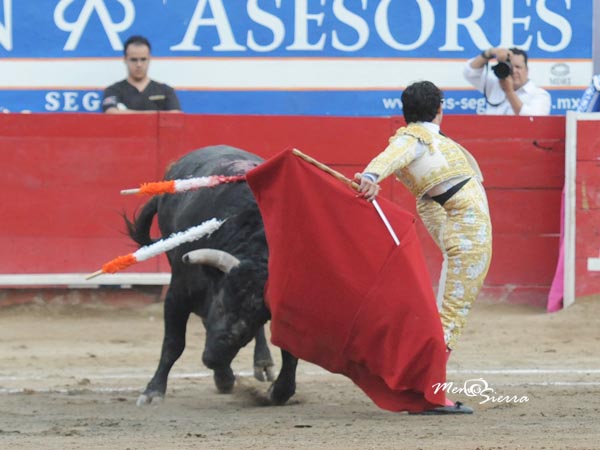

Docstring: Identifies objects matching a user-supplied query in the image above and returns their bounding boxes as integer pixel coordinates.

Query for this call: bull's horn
[182,249,241,273]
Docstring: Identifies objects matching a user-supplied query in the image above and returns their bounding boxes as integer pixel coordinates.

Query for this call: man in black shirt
[102,35,181,113]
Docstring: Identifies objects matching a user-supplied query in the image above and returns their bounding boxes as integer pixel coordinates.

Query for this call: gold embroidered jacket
[364,122,482,199]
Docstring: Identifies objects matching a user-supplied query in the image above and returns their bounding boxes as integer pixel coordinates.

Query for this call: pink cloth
[547,186,565,313]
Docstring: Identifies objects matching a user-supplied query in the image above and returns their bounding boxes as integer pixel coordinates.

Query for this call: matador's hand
[354,173,381,202]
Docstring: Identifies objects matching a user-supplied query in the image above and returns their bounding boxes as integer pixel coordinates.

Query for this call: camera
[492,57,513,79]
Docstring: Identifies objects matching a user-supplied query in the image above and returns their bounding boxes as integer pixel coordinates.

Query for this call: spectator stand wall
[0,113,566,308]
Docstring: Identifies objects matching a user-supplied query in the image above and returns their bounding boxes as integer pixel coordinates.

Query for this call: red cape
[246,149,446,412]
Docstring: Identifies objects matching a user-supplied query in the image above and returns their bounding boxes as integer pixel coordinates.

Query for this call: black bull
[126,145,298,406]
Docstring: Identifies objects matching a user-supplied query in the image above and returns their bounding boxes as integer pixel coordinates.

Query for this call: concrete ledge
[1,284,551,309]
[0,287,166,308]
[478,285,549,308]
[0,273,171,288]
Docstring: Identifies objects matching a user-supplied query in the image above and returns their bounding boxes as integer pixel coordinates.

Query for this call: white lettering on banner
[499,0,532,49]
[165,0,573,54]
[0,0,12,51]
[63,92,80,111]
[1,0,579,56]
[171,0,245,51]
[45,91,101,112]
[441,0,489,51]
[375,0,434,51]
[286,0,326,50]
[54,0,135,51]
[83,92,101,110]
[537,0,572,52]
[247,0,284,52]
[440,0,572,51]
[332,0,369,52]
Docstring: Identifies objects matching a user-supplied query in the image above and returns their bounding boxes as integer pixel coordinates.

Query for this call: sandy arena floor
[0,292,599,450]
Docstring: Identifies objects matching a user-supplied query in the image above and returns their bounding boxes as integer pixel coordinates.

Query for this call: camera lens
[492,61,512,79]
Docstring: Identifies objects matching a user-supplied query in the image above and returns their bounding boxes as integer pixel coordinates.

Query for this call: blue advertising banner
[0,0,594,115]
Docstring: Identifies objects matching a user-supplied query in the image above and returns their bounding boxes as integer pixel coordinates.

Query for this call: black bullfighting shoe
[410,401,474,415]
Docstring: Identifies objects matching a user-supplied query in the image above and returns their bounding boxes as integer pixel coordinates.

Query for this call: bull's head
[183,249,269,370]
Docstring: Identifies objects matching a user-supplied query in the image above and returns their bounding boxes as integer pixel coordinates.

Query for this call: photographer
[463,47,551,115]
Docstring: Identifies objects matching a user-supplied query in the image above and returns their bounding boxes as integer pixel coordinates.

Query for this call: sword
[372,199,400,246]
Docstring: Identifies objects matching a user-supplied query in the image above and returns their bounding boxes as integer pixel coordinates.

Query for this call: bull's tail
[124,197,159,247]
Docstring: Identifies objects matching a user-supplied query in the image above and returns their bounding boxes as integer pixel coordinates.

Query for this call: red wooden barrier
[0,113,565,306]
[573,119,600,297]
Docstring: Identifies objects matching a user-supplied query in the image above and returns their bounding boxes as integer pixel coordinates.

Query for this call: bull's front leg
[267,349,298,405]
[253,326,275,382]
[137,290,190,406]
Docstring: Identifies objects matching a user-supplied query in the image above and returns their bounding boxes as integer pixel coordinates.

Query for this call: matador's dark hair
[401,80,444,124]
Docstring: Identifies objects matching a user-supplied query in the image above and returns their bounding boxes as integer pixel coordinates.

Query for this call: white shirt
[463,58,551,116]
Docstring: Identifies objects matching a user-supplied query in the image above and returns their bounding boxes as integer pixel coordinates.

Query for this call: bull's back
[166,146,263,180]
[156,145,265,250]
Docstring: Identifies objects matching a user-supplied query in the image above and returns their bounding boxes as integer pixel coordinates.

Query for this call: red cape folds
[246,149,446,412]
